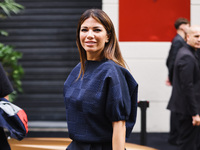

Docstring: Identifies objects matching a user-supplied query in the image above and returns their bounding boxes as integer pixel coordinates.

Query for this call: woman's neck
[86,52,104,61]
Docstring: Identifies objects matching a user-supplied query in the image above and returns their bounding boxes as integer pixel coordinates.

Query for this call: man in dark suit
[167,25,200,150]
[196,49,200,67]
[166,18,190,85]
[166,18,190,145]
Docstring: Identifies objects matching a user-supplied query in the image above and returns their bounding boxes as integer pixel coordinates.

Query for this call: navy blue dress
[63,59,138,150]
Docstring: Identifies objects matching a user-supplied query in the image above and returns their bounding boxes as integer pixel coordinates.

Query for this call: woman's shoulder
[98,60,136,85]
[65,62,80,81]
[70,62,81,74]
[99,60,120,71]
[102,60,130,75]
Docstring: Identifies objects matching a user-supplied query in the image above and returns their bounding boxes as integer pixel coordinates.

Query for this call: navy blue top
[63,59,138,143]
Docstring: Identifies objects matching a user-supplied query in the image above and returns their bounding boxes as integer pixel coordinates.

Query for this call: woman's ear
[106,34,110,43]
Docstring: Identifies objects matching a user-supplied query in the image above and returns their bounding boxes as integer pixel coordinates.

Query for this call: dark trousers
[168,112,179,145]
[0,127,11,150]
[177,114,200,150]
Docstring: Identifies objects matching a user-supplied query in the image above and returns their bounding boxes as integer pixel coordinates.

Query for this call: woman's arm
[112,120,126,150]
[4,95,9,100]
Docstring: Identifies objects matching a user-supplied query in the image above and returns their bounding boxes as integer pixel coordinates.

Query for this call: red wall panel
[119,0,190,42]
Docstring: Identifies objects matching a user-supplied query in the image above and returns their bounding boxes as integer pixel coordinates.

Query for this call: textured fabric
[0,63,14,98]
[64,59,138,143]
[0,98,28,140]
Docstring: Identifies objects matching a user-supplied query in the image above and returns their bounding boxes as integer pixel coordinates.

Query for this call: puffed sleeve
[105,66,138,138]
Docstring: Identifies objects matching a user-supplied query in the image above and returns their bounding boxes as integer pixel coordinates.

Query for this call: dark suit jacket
[167,44,200,116]
[196,49,200,67]
[166,34,186,83]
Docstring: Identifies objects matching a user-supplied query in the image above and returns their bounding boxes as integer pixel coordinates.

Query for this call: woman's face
[80,17,109,60]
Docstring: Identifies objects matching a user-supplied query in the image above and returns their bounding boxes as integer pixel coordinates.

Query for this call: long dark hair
[76,9,126,78]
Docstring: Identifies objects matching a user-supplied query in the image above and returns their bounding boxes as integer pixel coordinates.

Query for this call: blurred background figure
[166,18,190,86]
[167,25,200,150]
[166,18,190,146]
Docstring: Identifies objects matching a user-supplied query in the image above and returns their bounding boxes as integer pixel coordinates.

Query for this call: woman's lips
[85,41,96,46]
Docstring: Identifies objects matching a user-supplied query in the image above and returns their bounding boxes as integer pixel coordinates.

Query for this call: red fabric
[17,109,28,133]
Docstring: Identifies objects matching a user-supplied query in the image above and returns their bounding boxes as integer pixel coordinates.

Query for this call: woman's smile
[80,17,109,60]
[85,40,97,46]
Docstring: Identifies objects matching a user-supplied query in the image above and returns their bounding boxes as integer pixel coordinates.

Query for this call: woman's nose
[87,30,94,39]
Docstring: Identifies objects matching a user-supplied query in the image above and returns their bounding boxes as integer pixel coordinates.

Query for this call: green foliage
[0,0,24,18]
[0,43,24,92]
[0,30,8,36]
[0,0,24,101]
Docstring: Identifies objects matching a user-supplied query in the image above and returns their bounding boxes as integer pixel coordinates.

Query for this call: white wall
[103,0,200,132]
[191,0,200,25]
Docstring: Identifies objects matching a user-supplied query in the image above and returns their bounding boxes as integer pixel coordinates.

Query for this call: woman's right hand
[192,114,200,126]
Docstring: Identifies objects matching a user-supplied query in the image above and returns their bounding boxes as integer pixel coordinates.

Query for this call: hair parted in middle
[76,9,126,78]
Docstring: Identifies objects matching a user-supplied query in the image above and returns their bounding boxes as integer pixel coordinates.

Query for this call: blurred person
[167,25,200,150]
[166,18,190,145]
[166,17,190,85]
[63,9,138,150]
[196,49,200,66]
[0,62,14,150]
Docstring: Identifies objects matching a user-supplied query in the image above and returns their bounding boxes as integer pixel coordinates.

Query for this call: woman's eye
[94,29,101,32]
[81,29,88,32]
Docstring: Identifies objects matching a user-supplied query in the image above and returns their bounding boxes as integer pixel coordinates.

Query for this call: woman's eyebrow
[93,26,102,28]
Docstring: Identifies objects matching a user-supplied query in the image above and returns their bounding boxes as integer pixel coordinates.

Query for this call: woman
[63,9,138,150]
[0,62,14,150]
